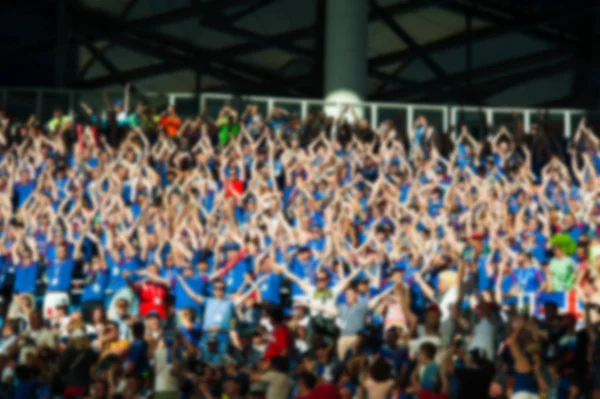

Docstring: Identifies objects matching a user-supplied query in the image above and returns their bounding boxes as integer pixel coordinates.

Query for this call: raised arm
[175,274,204,304]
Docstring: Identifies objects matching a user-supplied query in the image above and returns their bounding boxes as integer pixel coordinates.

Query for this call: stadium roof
[3,0,600,107]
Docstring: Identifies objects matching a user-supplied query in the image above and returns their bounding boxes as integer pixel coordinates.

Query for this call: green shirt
[549,256,577,291]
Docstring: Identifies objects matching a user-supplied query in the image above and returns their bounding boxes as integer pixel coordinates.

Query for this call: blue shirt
[126,339,150,376]
[223,258,250,295]
[46,259,75,292]
[14,262,38,294]
[14,181,35,208]
[203,298,234,331]
[179,323,203,347]
[514,267,544,293]
[107,255,140,292]
[258,272,283,305]
[45,241,73,266]
[175,275,208,313]
[81,270,109,303]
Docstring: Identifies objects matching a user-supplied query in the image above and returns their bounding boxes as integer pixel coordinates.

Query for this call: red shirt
[135,281,168,319]
[308,384,342,399]
[224,179,245,197]
[264,324,293,363]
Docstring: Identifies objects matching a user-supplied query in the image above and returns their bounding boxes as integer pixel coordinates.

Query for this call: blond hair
[438,270,458,292]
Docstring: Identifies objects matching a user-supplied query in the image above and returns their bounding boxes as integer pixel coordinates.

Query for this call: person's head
[29,311,43,330]
[115,298,130,317]
[297,247,311,262]
[147,263,160,276]
[563,212,576,229]
[297,372,318,395]
[183,266,195,278]
[384,326,399,346]
[20,247,33,265]
[316,270,329,290]
[2,319,17,337]
[90,379,109,399]
[339,382,356,399]
[131,321,145,340]
[223,376,241,397]
[544,301,558,320]
[56,242,68,261]
[113,100,123,113]
[103,321,119,341]
[19,294,33,312]
[419,342,437,364]
[345,286,358,305]
[179,308,195,324]
[357,278,370,294]
[213,279,226,299]
[269,356,288,373]
[92,306,106,325]
[68,327,90,351]
[369,357,392,382]
[145,313,161,332]
[424,305,441,329]
[267,305,285,325]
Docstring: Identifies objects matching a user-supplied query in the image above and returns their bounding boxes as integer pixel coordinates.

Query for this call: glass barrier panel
[491,112,521,135]
[73,91,108,120]
[414,108,443,134]
[455,109,488,140]
[273,101,301,118]
[203,98,230,118]
[6,91,37,122]
[173,96,199,119]
[570,111,585,138]
[307,102,326,116]
[531,111,564,138]
[234,99,268,120]
[41,92,70,122]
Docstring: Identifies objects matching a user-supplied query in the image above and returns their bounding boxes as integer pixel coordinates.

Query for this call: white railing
[0,87,585,138]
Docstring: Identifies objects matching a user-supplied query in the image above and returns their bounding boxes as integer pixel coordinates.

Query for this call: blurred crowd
[0,87,598,399]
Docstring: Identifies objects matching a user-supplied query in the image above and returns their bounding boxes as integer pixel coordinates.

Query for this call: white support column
[370,104,377,131]
[301,101,308,121]
[267,99,275,116]
[450,107,457,140]
[324,0,367,118]
[564,110,572,139]
[168,94,176,106]
[524,110,531,133]
[485,109,493,128]
[406,105,414,137]
[200,94,206,114]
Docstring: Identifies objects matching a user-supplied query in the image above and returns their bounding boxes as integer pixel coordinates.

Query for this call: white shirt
[468,318,495,360]
[439,287,459,321]
[307,286,340,319]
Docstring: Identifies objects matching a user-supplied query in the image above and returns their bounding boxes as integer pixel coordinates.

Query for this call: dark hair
[106,321,119,331]
[369,357,392,382]
[419,342,437,360]
[270,356,288,373]
[132,321,145,339]
[298,372,318,390]
[267,305,284,324]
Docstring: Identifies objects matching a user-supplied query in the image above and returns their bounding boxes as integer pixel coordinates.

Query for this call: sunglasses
[214,286,225,291]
